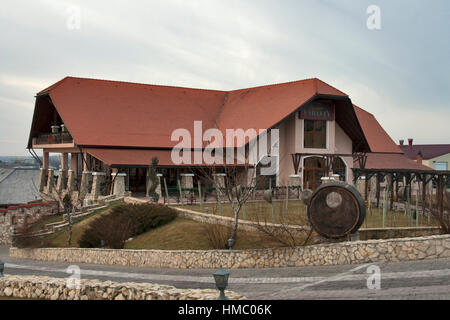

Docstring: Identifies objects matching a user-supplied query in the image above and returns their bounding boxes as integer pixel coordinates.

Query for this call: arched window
[332,157,347,181]
[303,157,325,190]
[303,156,347,190]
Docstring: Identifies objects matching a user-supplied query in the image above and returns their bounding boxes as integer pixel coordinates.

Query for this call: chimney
[399,139,404,146]
[408,138,413,148]
[416,151,423,165]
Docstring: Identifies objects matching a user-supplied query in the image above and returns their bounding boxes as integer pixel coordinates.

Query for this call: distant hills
[0,155,62,169]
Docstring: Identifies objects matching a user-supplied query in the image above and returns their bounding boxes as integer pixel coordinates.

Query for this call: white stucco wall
[426,153,450,171]
[277,113,354,186]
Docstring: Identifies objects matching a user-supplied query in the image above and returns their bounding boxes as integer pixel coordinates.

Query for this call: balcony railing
[34,132,74,145]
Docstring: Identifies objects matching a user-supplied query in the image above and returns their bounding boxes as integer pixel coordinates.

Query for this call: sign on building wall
[299,102,335,121]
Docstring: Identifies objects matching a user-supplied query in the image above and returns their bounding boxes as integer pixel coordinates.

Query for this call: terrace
[31,126,75,149]
[33,132,73,145]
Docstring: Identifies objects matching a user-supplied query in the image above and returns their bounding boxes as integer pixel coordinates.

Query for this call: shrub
[201,223,231,250]
[12,223,43,248]
[78,203,177,249]
[147,157,160,203]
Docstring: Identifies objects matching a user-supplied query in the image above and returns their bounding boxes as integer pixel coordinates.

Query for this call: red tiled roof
[43,77,227,149]
[85,148,242,167]
[85,148,185,167]
[356,153,433,170]
[36,77,353,149]
[216,78,347,134]
[32,76,408,170]
[399,144,450,160]
[354,106,402,154]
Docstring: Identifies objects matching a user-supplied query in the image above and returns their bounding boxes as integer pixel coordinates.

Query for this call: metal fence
[35,132,73,145]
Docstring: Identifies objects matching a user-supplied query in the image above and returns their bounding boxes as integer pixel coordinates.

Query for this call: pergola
[291,153,368,175]
[291,151,449,218]
[352,167,450,217]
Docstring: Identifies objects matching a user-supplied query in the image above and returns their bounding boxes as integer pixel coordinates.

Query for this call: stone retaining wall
[359,227,441,240]
[10,234,450,269]
[0,275,245,300]
[0,201,59,244]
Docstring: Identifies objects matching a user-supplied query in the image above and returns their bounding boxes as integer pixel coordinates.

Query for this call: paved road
[1,246,449,299]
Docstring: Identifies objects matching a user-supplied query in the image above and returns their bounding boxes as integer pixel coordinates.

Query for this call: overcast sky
[0,0,449,156]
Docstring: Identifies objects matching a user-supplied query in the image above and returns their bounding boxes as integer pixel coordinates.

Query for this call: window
[435,162,448,171]
[304,120,327,149]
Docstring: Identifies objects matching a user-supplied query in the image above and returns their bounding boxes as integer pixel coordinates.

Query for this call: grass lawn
[42,201,291,251]
[28,214,65,233]
[124,217,299,250]
[41,203,301,250]
[176,200,439,229]
[43,201,123,248]
[35,199,438,252]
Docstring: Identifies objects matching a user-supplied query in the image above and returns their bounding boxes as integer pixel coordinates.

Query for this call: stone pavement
[1,245,450,299]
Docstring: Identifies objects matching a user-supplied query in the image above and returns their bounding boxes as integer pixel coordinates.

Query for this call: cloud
[0,0,449,155]
[0,75,54,95]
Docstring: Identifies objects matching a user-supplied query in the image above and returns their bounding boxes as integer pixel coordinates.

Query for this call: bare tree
[31,170,83,246]
[196,165,258,248]
[430,189,450,234]
[252,191,315,247]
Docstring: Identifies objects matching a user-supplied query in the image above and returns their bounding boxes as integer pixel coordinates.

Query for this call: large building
[27,76,430,198]
[0,168,40,207]
[399,141,450,171]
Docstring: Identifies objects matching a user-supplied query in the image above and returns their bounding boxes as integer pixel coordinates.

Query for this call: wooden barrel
[307,182,366,239]
[301,189,313,206]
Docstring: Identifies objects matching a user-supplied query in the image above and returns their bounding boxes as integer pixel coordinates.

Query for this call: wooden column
[83,151,89,171]
[395,178,399,203]
[42,151,49,170]
[438,176,444,220]
[61,153,69,171]
[422,174,427,217]
[364,175,369,201]
[376,173,381,208]
[389,173,394,210]
[70,152,78,175]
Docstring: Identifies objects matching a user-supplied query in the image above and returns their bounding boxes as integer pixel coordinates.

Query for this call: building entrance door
[303,157,325,190]
[129,168,147,194]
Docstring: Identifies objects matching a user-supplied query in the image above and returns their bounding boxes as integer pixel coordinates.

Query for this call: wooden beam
[291,154,302,173]
[389,173,394,210]
[363,174,368,201]
[422,173,427,218]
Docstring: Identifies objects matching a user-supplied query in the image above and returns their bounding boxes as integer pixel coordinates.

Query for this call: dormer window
[300,101,334,150]
[304,120,327,149]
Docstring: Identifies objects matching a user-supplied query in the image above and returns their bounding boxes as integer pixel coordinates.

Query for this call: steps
[35,196,124,235]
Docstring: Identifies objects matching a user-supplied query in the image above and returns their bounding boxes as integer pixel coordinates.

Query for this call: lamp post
[227,238,235,251]
[213,267,230,300]
[0,260,4,277]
